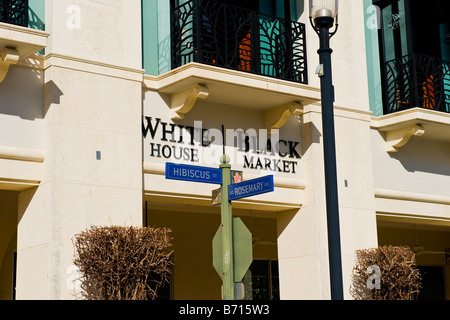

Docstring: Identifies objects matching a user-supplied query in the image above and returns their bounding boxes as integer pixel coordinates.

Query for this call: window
[0,0,28,27]
[156,278,172,300]
[374,0,450,114]
[155,260,280,300]
[170,0,307,83]
[417,266,446,300]
[155,265,173,300]
[243,260,279,300]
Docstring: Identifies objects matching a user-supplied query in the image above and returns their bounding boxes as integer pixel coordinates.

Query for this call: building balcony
[143,0,319,130]
[0,0,48,82]
[170,0,308,84]
[384,53,450,115]
[373,53,450,151]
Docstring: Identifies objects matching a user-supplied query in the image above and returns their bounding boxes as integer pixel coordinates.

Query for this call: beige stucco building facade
[0,0,449,300]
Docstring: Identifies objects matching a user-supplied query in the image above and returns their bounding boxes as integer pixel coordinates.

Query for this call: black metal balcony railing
[384,53,450,114]
[171,0,308,84]
[0,0,28,27]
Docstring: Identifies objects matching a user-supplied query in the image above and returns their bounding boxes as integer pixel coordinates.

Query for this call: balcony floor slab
[144,62,320,115]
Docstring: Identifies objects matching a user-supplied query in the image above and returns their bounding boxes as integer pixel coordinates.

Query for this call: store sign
[142,117,301,174]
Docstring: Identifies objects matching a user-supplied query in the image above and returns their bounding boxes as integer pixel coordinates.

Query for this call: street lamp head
[310,0,339,29]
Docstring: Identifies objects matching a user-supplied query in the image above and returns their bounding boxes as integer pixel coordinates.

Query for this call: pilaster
[16,1,144,299]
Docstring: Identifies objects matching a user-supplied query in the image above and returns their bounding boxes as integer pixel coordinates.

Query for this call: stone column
[16,0,144,299]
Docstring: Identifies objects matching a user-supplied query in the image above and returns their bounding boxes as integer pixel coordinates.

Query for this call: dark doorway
[417,266,446,300]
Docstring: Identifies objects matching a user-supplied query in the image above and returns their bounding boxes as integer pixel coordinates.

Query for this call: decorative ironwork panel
[0,0,28,27]
[171,0,308,84]
[385,53,450,114]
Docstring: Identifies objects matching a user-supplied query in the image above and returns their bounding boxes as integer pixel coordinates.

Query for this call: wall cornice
[44,53,145,82]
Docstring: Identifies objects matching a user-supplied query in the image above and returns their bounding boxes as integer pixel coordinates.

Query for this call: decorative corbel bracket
[265,101,303,133]
[0,47,20,83]
[170,84,209,120]
[384,124,425,152]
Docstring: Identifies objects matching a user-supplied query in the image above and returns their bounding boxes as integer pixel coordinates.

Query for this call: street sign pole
[164,159,273,300]
[219,154,234,300]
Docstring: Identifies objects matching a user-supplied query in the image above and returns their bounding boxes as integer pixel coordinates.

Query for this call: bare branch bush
[351,246,422,300]
[73,225,173,300]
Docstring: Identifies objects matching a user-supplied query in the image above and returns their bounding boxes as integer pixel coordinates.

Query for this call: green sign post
[165,155,274,300]
[212,155,274,300]
[217,155,235,300]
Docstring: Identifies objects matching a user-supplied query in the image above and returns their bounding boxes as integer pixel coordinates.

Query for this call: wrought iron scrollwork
[0,0,28,27]
[171,0,308,84]
[384,53,450,114]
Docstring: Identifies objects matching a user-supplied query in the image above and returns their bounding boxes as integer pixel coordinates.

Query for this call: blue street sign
[165,163,222,184]
[228,175,274,201]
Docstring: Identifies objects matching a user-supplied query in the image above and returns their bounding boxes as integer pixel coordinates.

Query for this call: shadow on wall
[44,80,64,117]
[300,115,322,155]
[0,65,45,120]
[388,136,450,176]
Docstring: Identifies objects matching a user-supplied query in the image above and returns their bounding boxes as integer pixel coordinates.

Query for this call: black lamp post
[309,0,344,300]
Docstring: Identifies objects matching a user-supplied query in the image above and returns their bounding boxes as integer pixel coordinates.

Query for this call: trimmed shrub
[73,225,173,300]
[351,246,421,300]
